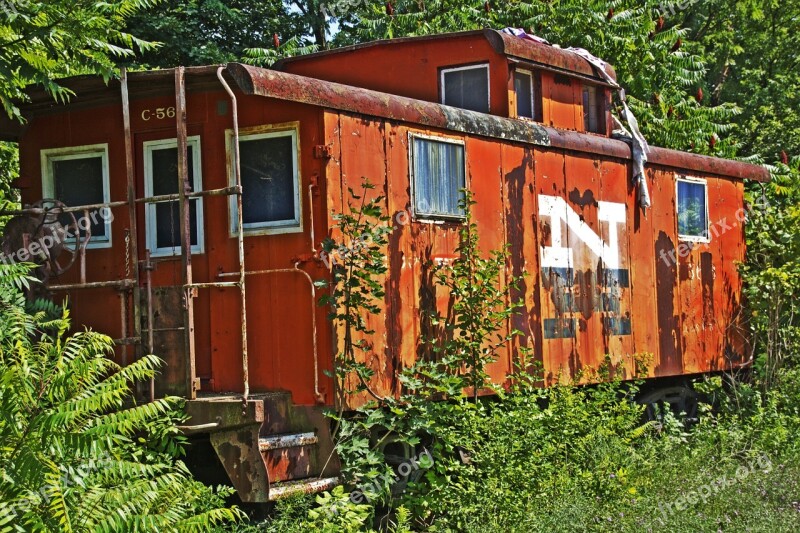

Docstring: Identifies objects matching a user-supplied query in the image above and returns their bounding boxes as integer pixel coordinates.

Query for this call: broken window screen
[442,65,489,113]
[52,154,107,240]
[677,179,708,239]
[238,132,298,228]
[514,70,534,119]
[148,142,200,252]
[412,136,466,219]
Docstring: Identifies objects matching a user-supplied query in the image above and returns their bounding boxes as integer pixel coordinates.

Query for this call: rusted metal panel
[597,159,634,378]
[504,144,544,377]
[650,168,683,376]
[210,427,269,503]
[543,72,577,130]
[484,29,617,82]
[384,122,418,390]
[142,286,187,397]
[715,178,749,366]
[564,154,602,375]
[534,148,576,383]
[338,114,393,406]
[185,397,268,503]
[626,169,660,378]
[466,135,512,383]
[700,177,724,370]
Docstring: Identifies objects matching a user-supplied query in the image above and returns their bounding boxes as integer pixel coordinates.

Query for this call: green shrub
[0,263,242,532]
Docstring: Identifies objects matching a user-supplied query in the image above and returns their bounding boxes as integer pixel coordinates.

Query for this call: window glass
[52,156,106,239]
[677,179,708,240]
[235,131,299,230]
[412,136,466,219]
[144,138,203,255]
[583,85,601,133]
[514,70,534,119]
[442,65,489,113]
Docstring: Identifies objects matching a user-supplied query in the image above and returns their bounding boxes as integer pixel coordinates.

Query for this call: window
[228,127,301,235]
[677,177,709,241]
[440,64,490,113]
[143,137,204,256]
[41,144,111,248]
[514,69,536,120]
[410,135,466,220]
[582,85,605,134]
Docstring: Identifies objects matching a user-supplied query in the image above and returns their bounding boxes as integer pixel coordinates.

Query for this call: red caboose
[0,30,768,501]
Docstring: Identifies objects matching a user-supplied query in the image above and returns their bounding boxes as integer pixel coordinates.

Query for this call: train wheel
[637,384,700,425]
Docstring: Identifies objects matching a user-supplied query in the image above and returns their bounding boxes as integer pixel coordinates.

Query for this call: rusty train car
[0,30,769,501]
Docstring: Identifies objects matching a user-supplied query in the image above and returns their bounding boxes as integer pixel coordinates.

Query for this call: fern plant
[0,263,242,532]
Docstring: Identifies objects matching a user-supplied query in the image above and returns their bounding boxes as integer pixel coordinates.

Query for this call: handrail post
[120,68,142,376]
[175,67,197,400]
[217,66,249,412]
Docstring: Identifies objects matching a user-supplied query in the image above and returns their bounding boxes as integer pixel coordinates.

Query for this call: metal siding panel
[651,168,683,376]
[534,148,575,383]
[564,154,602,376]
[627,168,660,378]
[502,144,543,378]
[338,114,393,407]
[716,178,749,366]
[385,124,417,390]
[598,159,634,378]
[466,136,510,385]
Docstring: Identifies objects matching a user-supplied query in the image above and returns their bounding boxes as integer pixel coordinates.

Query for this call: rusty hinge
[313,144,333,159]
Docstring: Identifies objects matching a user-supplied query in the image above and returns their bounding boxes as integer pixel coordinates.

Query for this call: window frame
[513,68,537,120]
[408,132,468,223]
[41,143,112,249]
[143,136,205,257]
[676,175,710,243]
[225,123,303,237]
[439,63,491,114]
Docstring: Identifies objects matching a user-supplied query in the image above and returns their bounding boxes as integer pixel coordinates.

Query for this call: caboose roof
[273,29,618,85]
[0,62,768,182]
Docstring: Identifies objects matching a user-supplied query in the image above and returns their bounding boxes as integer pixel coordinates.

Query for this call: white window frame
[440,64,491,113]
[408,132,468,223]
[226,125,302,236]
[143,136,205,257]
[676,175,710,243]
[41,143,112,249]
[514,68,536,120]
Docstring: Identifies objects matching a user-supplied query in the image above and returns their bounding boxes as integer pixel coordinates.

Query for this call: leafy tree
[123,0,309,67]
[741,158,800,388]
[0,263,242,531]
[0,0,160,122]
[680,0,800,161]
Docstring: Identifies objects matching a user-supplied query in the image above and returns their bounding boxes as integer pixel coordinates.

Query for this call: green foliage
[0,0,160,121]
[414,192,522,402]
[319,180,392,402]
[244,36,319,67]
[741,159,800,387]
[123,0,315,68]
[0,263,242,532]
[680,0,800,161]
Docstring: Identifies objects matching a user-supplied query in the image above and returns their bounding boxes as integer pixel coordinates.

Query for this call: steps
[268,476,341,501]
[257,393,341,501]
